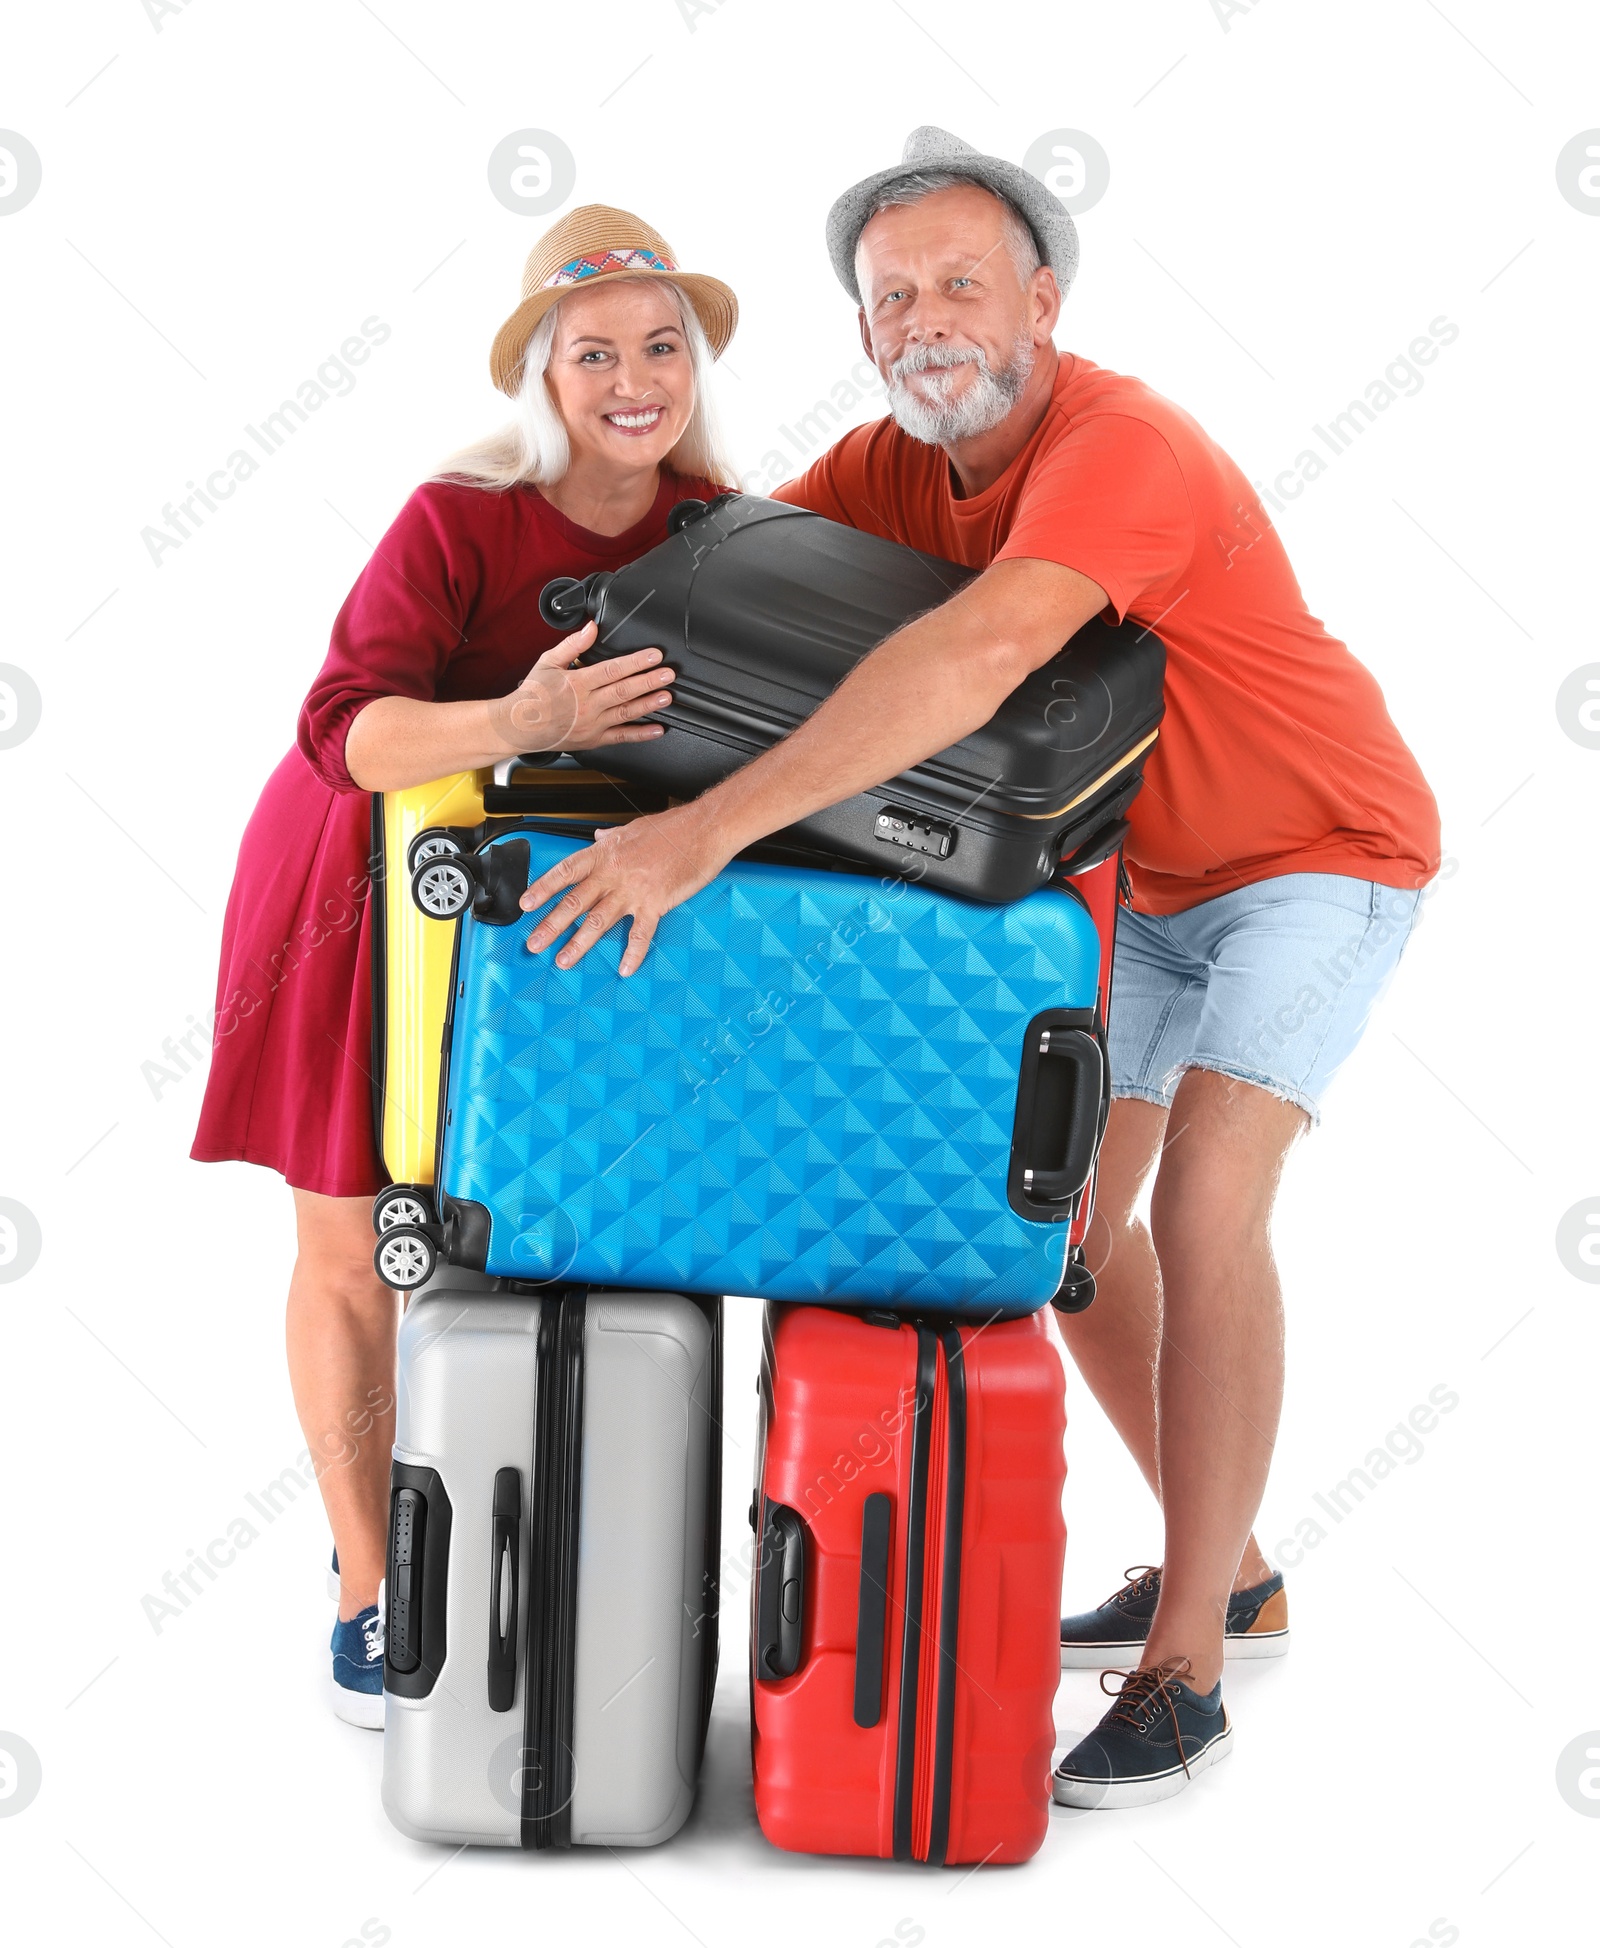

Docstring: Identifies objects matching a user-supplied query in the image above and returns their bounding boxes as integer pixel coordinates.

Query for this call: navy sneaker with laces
[1060,1564,1289,1669]
[1053,1659,1231,1810]
[331,1593,385,1730]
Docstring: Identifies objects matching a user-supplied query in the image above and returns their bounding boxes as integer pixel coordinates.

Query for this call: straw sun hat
[488,204,739,396]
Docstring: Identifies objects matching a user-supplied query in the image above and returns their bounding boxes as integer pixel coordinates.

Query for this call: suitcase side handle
[385,1463,453,1699]
[1056,816,1130,878]
[1007,1010,1107,1218]
[754,1501,806,1682]
[852,1492,893,1728]
[487,1467,521,1713]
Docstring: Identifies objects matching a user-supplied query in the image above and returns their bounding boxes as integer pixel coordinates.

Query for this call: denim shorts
[1108,874,1423,1124]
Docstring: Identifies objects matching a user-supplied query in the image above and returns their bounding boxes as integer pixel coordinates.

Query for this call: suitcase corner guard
[439,1194,491,1274]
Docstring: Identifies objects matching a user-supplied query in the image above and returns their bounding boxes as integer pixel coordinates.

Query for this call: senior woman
[192,206,738,1726]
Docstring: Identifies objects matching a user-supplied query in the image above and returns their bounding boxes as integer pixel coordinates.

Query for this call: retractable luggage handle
[491,755,561,786]
[487,1467,521,1713]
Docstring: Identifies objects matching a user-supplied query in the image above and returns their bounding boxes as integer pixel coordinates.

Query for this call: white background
[2,2,1597,1943]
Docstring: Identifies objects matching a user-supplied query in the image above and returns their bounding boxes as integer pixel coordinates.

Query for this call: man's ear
[1031,266,1062,344]
[857,306,875,363]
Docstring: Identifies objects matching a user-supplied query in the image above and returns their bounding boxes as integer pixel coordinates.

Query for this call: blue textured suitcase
[382,827,1107,1316]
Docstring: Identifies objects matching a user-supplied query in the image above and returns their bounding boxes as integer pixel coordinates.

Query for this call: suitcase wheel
[538,575,590,630]
[372,1184,436,1234]
[1050,1250,1097,1315]
[411,854,475,919]
[374,1223,438,1291]
[665,497,707,536]
[405,827,462,876]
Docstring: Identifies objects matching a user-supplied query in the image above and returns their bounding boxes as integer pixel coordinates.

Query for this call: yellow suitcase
[371,759,662,1189]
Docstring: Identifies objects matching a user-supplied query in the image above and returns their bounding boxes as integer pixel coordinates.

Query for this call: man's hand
[521,803,733,976]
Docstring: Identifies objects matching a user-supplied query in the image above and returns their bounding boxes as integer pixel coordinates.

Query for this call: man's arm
[520,556,1109,973]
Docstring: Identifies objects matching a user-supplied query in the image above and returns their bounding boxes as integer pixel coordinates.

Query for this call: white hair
[435,276,738,491]
[856,169,1044,288]
[885,328,1037,446]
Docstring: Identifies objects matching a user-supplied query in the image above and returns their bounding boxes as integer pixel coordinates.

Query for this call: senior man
[522,126,1439,1809]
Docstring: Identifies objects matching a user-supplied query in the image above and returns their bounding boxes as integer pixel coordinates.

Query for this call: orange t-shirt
[773,352,1440,914]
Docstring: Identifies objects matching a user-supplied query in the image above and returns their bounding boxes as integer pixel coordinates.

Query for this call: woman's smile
[603,404,666,435]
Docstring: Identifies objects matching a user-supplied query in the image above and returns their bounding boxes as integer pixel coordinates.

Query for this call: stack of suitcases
[366,493,1166,1864]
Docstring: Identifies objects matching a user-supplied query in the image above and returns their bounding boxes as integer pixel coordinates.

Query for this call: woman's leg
[285,1189,397,1620]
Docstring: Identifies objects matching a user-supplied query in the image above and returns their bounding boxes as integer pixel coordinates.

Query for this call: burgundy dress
[192,470,719,1199]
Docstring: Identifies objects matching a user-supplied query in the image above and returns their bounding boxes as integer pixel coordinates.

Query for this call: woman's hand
[487,620,675,755]
[520,803,734,976]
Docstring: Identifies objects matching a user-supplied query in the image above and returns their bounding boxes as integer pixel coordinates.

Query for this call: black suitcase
[539,492,1165,903]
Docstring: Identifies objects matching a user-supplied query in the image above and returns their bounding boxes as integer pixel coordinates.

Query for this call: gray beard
[885,333,1036,446]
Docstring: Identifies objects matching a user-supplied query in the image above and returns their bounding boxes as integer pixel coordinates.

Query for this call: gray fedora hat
[825,124,1079,305]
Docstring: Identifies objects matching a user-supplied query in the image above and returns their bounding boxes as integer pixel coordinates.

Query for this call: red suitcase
[750,1305,1066,1865]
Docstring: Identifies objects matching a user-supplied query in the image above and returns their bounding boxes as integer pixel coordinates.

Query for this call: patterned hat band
[490,206,735,394]
[542,246,679,290]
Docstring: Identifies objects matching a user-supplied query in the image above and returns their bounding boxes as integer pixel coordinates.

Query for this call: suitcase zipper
[890,1327,938,1863]
[925,1328,968,1865]
[692,1295,725,1769]
[521,1291,587,1850]
[367,792,388,1160]
[910,1345,949,1861]
[890,1324,968,1864]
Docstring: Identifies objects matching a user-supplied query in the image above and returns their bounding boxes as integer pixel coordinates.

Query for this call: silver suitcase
[381,1284,722,1848]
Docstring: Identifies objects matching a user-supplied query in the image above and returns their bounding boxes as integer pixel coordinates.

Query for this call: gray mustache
[890,345,989,380]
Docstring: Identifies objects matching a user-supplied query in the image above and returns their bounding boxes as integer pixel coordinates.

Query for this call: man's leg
[1055,1091,1281,1597]
[1054,1098,1168,1501]
[1137,1067,1306,1688]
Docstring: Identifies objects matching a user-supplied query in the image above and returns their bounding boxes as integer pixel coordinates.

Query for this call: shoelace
[362,1608,385,1666]
[1100,1658,1197,1777]
[1110,1564,1162,1608]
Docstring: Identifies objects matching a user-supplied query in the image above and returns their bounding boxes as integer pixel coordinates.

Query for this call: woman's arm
[343,694,517,793]
[342,622,678,793]
[301,485,676,795]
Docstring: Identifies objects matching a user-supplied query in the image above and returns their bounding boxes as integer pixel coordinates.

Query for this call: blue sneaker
[1053,1660,1232,1810]
[1060,1565,1289,1669]
[331,1593,385,1729]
